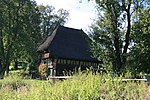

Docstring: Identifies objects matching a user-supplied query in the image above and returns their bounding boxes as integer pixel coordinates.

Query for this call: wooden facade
[37,26,101,76]
[40,53,100,76]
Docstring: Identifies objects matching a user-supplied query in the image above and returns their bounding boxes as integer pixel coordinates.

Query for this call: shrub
[38,64,48,79]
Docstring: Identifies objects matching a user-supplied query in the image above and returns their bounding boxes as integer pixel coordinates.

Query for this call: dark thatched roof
[37,26,100,62]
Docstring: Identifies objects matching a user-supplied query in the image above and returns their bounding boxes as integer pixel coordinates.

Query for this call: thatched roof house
[37,26,101,76]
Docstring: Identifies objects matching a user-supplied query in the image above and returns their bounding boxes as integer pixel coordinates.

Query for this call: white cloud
[35,0,97,31]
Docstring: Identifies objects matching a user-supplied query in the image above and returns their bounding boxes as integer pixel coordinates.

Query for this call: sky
[35,0,97,31]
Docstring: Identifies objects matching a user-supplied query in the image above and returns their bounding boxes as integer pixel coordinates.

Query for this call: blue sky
[35,0,97,31]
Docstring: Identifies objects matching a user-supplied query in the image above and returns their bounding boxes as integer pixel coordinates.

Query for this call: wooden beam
[48,76,73,79]
[48,76,148,82]
[122,79,147,81]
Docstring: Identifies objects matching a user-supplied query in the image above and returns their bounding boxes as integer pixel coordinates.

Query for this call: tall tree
[0,1,69,78]
[90,0,149,74]
[38,5,69,39]
[0,0,41,78]
[127,7,150,75]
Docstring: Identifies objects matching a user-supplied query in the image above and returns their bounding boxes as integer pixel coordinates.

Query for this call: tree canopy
[89,0,150,75]
[128,7,150,74]
[0,0,69,79]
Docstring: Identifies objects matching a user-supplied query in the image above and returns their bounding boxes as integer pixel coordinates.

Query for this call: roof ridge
[37,26,59,52]
[59,25,82,31]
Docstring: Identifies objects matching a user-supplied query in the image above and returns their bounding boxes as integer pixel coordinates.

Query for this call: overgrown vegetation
[0,72,149,100]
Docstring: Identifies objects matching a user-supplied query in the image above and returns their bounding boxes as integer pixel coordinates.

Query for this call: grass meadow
[0,71,149,100]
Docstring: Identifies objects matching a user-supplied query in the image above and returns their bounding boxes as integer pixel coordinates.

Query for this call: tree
[0,0,69,79]
[90,0,149,75]
[127,7,150,75]
[0,0,41,78]
[38,5,69,39]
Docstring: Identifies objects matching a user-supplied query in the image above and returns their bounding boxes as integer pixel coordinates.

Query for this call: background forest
[90,0,150,76]
[0,0,150,79]
[0,0,69,79]
[0,0,150,99]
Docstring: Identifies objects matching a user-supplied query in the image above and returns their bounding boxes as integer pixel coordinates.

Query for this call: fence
[48,75,150,84]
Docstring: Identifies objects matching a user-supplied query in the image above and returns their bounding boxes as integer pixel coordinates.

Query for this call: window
[41,60,47,64]
[89,62,91,66]
[41,60,44,64]
[57,59,60,64]
[67,60,70,64]
[80,61,83,65]
[47,59,52,66]
[85,62,89,66]
[73,60,75,65]
[64,59,66,64]
[60,59,62,64]
[76,61,79,65]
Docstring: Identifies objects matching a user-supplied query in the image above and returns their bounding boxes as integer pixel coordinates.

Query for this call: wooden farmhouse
[37,26,101,76]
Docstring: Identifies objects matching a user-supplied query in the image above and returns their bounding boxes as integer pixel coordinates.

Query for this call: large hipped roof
[37,26,100,62]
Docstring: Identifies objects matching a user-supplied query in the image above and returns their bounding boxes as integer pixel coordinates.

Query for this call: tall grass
[0,72,149,100]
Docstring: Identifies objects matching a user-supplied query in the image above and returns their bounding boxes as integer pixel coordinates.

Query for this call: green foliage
[90,0,150,75]
[38,5,69,39]
[0,74,26,90]
[0,72,149,99]
[90,0,131,73]
[0,0,69,78]
[0,0,42,78]
[127,8,150,74]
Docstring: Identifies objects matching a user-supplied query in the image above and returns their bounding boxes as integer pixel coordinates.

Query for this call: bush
[38,64,48,79]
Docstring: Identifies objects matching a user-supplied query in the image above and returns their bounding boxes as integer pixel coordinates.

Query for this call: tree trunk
[14,59,18,70]
[0,59,4,79]
[0,59,6,79]
[0,27,5,79]
[123,0,131,67]
[6,62,10,75]
[107,3,123,75]
[0,69,5,79]
[114,33,123,75]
